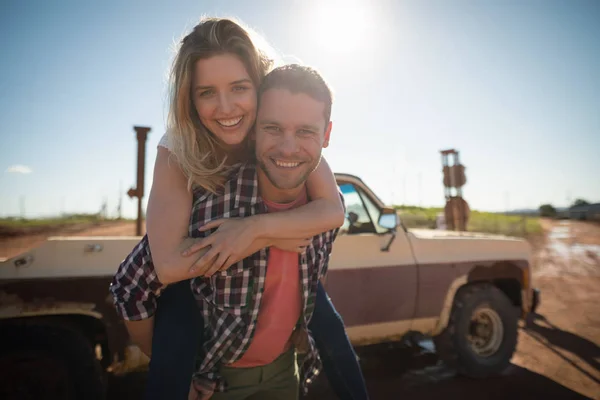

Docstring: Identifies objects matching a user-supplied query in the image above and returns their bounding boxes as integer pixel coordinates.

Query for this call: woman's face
[191,54,257,149]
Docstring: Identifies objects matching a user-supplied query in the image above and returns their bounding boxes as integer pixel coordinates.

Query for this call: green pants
[210,349,299,400]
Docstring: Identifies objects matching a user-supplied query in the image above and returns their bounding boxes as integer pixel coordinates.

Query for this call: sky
[1,0,599,218]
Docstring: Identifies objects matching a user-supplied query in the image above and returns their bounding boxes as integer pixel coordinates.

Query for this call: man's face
[255,88,332,191]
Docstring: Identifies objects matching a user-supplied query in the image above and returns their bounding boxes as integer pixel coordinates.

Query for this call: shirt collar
[231,163,262,210]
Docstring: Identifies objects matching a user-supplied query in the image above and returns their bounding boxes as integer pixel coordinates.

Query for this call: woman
[111,17,369,400]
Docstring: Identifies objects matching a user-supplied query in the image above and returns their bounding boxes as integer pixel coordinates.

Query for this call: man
[188,64,337,399]
[112,65,347,400]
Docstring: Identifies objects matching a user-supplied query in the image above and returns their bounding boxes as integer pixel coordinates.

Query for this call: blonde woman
[110,17,369,400]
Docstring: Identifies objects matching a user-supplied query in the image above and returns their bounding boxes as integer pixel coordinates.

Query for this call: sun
[311,0,374,53]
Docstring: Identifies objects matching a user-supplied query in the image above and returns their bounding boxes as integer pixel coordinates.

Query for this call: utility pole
[127,126,151,236]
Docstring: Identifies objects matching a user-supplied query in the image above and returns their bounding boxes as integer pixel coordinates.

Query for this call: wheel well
[458,279,522,308]
[0,314,110,369]
[492,279,522,307]
[467,262,524,308]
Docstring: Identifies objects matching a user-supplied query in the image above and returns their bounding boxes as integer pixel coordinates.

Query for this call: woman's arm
[183,158,344,274]
[147,147,310,280]
[146,147,210,284]
[255,157,345,239]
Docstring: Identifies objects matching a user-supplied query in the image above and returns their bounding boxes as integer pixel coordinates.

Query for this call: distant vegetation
[394,205,542,238]
[1,207,545,239]
[0,214,130,238]
[571,198,591,208]
[0,214,103,227]
[539,204,557,218]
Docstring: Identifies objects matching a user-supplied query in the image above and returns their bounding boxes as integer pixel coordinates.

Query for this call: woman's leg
[144,280,204,400]
[309,282,369,400]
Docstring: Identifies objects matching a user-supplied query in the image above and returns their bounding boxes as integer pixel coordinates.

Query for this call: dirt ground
[2,219,599,399]
[303,220,599,399]
[0,221,144,261]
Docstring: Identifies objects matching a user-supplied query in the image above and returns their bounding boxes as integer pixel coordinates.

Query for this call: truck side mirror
[378,208,399,230]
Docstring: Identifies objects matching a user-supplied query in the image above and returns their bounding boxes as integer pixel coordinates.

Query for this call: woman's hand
[183,218,261,276]
[181,218,311,277]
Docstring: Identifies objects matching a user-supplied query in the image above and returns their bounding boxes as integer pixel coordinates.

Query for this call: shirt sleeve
[109,234,164,321]
[157,131,170,150]
[317,192,345,278]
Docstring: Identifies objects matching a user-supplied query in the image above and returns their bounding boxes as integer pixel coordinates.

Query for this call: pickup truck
[0,173,539,398]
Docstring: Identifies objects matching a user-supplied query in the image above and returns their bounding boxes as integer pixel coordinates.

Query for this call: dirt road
[3,219,599,398]
[0,221,142,261]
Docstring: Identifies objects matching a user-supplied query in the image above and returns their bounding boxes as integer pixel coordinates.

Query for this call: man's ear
[323,121,332,148]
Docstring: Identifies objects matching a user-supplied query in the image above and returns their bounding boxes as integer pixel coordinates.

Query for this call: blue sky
[1,0,599,218]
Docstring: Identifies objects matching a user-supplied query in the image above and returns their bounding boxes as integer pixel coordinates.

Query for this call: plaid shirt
[110,234,163,321]
[110,163,340,394]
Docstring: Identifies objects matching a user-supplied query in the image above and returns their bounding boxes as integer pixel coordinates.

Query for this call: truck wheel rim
[467,306,503,357]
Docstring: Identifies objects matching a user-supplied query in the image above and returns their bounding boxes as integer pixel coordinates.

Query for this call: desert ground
[2,218,599,399]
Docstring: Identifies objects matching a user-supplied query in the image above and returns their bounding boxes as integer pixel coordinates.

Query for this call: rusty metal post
[127,126,151,236]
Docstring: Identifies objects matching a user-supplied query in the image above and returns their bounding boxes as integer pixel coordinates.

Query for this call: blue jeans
[144,280,369,400]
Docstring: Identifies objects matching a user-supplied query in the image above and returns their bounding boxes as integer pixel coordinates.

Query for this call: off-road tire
[0,324,106,400]
[434,283,519,378]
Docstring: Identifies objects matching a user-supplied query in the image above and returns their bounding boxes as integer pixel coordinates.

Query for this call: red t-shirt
[229,188,307,367]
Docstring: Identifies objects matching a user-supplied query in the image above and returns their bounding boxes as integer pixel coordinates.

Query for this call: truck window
[338,183,377,234]
[361,188,389,234]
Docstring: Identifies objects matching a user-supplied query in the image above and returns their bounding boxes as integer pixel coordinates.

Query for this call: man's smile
[271,158,304,169]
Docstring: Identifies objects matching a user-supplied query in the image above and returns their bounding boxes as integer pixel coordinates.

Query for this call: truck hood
[409,228,519,241]
[406,228,532,266]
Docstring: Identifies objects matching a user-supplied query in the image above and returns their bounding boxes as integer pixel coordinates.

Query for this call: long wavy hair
[166,17,274,193]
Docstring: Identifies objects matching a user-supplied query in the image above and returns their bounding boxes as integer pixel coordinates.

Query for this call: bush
[539,204,557,218]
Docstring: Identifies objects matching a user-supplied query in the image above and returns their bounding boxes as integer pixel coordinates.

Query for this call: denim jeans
[144,280,203,400]
[310,282,369,400]
[144,280,369,400]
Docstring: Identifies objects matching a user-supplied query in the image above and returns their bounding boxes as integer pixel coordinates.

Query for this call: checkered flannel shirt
[110,162,340,395]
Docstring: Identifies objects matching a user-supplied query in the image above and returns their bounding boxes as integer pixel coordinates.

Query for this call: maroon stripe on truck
[324,260,529,327]
[324,265,419,327]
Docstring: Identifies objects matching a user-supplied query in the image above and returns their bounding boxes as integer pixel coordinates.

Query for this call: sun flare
[311,0,374,52]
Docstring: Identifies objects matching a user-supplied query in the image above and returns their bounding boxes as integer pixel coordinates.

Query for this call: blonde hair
[167,17,274,193]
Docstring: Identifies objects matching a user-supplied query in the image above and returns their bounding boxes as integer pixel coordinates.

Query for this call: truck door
[324,181,418,343]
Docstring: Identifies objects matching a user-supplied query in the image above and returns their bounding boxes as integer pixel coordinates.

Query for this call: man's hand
[290,326,310,355]
[188,380,215,400]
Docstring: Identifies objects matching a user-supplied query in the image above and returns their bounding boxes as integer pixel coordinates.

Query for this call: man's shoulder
[192,162,259,207]
[231,162,258,183]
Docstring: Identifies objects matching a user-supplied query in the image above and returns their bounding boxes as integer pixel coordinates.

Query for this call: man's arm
[109,235,163,358]
[124,318,154,357]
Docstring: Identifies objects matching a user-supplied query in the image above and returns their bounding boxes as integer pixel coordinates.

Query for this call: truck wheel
[0,325,106,400]
[434,283,519,378]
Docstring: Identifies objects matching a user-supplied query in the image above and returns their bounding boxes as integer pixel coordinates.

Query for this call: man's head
[254,64,333,199]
